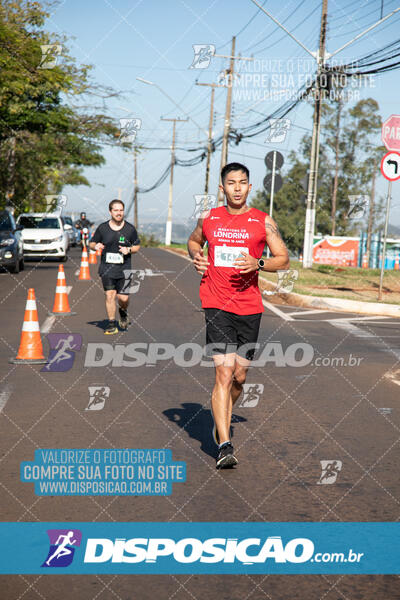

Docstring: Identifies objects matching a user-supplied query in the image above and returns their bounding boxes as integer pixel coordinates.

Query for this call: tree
[0,0,125,214]
[251,97,385,252]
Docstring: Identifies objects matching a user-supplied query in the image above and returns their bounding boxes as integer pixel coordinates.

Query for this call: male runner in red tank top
[188,162,290,469]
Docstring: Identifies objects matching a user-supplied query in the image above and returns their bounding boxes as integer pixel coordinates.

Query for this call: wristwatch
[257,258,265,271]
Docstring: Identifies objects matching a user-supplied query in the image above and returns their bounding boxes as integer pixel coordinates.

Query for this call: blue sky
[47,0,400,229]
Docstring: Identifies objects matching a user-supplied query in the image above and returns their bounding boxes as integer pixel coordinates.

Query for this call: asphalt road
[0,247,399,599]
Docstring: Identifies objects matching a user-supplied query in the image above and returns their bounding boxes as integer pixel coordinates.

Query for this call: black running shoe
[104,320,118,335]
[118,308,130,330]
[216,442,238,469]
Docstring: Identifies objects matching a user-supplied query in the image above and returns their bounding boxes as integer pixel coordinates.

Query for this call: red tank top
[200,206,267,315]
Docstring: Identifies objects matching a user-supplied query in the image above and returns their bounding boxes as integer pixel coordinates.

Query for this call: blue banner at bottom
[0,522,398,574]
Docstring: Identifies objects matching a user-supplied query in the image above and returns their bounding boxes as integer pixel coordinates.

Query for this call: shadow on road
[163,402,246,459]
[87,319,109,332]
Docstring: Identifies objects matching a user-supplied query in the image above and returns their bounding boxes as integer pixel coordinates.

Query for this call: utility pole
[331,98,343,236]
[218,36,236,206]
[196,82,225,195]
[251,0,400,267]
[378,181,392,301]
[133,148,138,229]
[215,40,253,206]
[303,0,328,268]
[366,157,377,262]
[206,86,215,195]
[161,117,188,246]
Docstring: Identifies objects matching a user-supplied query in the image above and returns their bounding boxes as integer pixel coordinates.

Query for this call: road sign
[263,173,283,193]
[382,115,400,152]
[264,151,284,170]
[380,151,400,182]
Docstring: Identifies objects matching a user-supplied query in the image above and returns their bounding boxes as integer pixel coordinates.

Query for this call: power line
[328,0,398,39]
[249,4,318,56]
[234,0,268,38]
[243,0,308,54]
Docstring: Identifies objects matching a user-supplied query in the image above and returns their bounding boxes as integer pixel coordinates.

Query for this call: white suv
[17,213,69,261]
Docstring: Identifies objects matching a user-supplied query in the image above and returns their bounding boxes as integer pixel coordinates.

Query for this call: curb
[161,247,400,318]
[258,278,400,318]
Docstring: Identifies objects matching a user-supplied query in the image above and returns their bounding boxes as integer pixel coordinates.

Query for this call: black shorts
[101,275,126,293]
[204,308,262,360]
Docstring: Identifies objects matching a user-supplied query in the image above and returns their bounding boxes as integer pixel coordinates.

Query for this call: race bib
[105,252,124,264]
[214,246,249,268]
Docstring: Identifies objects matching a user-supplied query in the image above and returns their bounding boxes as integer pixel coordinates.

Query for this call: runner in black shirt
[90,200,140,334]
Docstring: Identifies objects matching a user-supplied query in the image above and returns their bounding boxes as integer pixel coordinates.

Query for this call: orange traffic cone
[52,265,76,315]
[89,249,97,265]
[78,246,91,280]
[9,288,47,364]
[362,253,368,269]
[395,255,400,271]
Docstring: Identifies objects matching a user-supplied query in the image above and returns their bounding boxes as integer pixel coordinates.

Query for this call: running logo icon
[317,460,343,485]
[39,44,62,69]
[190,194,218,220]
[347,195,369,219]
[42,529,82,567]
[264,270,298,296]
[189,44,215,69]
[239,383,264,408]
[121,269,146,294]
[265,118,291,143]
[41,333,82,372]
[119,118,142,143]
[277,269,298,293]
[86,386,110,411]
[45,194,67,214]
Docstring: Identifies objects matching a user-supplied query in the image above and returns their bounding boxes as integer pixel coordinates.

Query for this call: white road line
[40,286,72,334]
[329,319,400,364]
[285,309,331,317]
[328,320,377,338]
[262,300,294,321]
[162,248,191,262]
[0,384,12,414]
[326,315,390,322]
[41,315,55,334]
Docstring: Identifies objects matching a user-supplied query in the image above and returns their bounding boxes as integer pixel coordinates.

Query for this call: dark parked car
[61,216,79,247]
[0,210,24,273]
